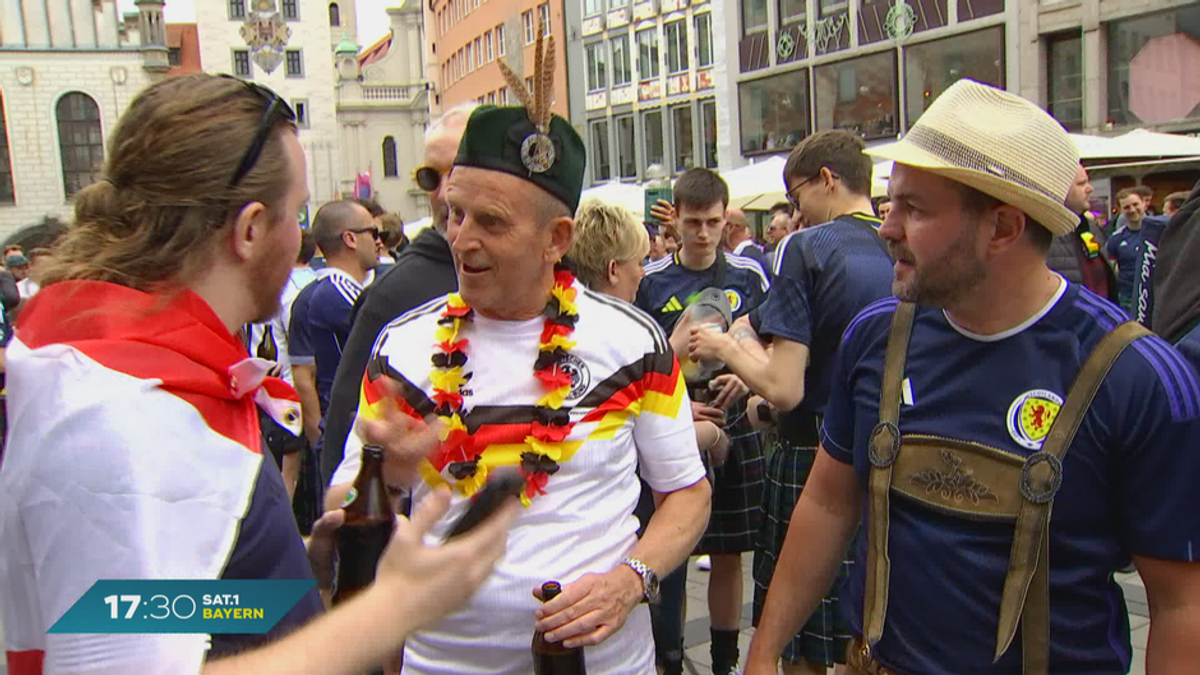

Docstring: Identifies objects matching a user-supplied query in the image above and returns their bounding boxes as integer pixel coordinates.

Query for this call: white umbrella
[1098,128,1200,159]
[402,216,432,238]
[579,182,646,216]
[724,157,788,210]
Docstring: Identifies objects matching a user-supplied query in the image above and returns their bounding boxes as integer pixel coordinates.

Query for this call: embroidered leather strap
[862,302,915,649]
[995,320,1149,673]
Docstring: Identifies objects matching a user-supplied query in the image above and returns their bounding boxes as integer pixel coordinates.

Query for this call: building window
[496,23,506,55]
[486,30,494,61]
[743,0,768,35]
[474,37,483,67]
[500,87,509,103]
[229,0,245,20]
[526,76,535,93]
[488,91,496,104]
[286,49,303,77]
[1108,5,1200,127]
[617,115,636,178]
[0,95,13,204]
[382,136,398,177]
[1047,31,1083,131]
[695,13,713,68]
[586,42,608,91]
[814,50,897,139]
[611,35,632,86]
[585,0,605,17]
[523,10,535,44]
[739,68,811,155]
[168,47,182,66]
[819,0,847,18]
[958,0,1003,22]
[701,99,717,168]
[539,3,551,36]
[905,26,1004,129]
[637,28,660,80]
[643,110,664,168]
[233,49,251,77]
[672,105,694,173]
[57,92,104,198]
[779,0,805,24]
[665,21,689,74]
[592,120,611,181]
[467,42,474,71]
[282,0,298,20]
[294,99,309,128]
[329,2,341,26]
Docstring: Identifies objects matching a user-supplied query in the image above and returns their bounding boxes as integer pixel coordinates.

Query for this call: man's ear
[607,259,619,286]
[545,217,573,263]
[988,205,1026,254]
[230,201,271,262]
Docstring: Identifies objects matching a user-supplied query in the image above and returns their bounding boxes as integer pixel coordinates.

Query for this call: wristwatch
[620,557,661,605]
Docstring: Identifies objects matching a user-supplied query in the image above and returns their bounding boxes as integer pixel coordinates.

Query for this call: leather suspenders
[861,302,1149,673]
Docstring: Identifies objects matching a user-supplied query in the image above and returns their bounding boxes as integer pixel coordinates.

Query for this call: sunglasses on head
[413,166,447,193]
[220,75,297,188]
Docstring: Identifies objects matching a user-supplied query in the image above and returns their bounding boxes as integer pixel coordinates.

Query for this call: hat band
[905,125,1061,204]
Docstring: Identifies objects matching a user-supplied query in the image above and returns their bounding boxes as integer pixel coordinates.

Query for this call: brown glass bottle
[332,445,395,605]
[256,325,278,362]
[532,581,586,675]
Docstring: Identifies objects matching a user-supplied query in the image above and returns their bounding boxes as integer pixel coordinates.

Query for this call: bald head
[426,107,475,236]
[312,200,372,256]
[726,207,751,246]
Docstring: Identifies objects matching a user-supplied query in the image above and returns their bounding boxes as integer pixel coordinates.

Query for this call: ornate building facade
[0,0,167,231]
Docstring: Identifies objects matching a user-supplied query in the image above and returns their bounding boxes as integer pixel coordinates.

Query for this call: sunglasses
[413,166,446,193]
[220,75,297,188]
[347,227,381,241]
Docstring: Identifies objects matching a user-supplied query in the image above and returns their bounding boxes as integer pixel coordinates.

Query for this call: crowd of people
[1,63,1199,675]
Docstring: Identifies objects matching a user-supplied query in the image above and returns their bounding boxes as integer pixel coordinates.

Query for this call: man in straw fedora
[746,79,1200,674]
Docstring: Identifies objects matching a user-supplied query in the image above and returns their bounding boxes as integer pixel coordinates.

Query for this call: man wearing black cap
[327,27,712,674]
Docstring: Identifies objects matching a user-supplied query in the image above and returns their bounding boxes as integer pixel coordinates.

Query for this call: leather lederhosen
[858,302,1148,674]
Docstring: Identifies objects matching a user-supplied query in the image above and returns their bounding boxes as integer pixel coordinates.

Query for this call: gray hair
[425,103,478,142]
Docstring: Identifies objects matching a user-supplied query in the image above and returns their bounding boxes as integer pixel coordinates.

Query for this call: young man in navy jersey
[636,167,770,675]
[746,80,1200,675]
[691,130,895,674]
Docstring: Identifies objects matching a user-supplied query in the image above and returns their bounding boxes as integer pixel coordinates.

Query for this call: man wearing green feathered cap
[328,20,712,674]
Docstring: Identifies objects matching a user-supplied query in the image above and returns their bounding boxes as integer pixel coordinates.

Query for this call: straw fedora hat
[866,79,1080,237]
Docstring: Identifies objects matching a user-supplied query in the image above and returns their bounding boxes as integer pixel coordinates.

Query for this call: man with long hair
[0,74,516,675]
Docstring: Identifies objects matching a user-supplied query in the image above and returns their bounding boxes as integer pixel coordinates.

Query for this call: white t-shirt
[332,288,705,675]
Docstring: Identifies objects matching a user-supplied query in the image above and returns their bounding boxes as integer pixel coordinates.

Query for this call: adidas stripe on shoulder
[582,288,669,353]
[725,252,770,291]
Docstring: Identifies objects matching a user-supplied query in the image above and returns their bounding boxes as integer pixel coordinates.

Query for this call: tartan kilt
[751,441,853,667]
[694,423,764,555]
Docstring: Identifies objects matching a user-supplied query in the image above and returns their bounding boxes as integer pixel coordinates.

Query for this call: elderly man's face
[447,167,569,320]
[879,164,988,308]
[768,213,791,243]
[425,122,467,241]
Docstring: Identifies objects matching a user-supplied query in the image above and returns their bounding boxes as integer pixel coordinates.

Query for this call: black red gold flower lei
[429,261,579,504]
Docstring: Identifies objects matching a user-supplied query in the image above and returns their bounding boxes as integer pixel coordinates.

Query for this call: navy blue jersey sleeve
[309,279,358,351]
[287,288,316,366]
[1113,336,1200,561]
[820,298,898,465]
[758,237,813,345]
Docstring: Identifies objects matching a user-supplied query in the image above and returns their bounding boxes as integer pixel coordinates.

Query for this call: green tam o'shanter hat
[453,17,585,214]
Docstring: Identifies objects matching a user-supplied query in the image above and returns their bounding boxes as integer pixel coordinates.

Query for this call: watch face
[646,574,660,601]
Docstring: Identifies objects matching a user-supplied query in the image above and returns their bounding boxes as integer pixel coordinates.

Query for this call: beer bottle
[532,581,586,674]
[256,325,278,362]
[332,445,395,605]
